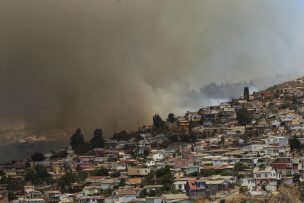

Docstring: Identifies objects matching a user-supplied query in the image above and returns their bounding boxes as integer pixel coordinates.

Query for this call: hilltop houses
[3,77,304,202]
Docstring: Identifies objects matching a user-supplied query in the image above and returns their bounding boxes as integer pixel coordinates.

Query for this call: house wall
[241,179,256,191]
[174,184,185,191]
[128,168,150,176]
[116,195,137,203]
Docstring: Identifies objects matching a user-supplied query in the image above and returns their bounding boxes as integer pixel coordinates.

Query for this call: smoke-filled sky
[0,0,304,135]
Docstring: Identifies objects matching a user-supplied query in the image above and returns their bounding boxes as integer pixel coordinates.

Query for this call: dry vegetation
[195,185,301,203]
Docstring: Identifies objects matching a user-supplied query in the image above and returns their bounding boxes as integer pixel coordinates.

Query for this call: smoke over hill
[200,74,297,101]
[0,1,304,135]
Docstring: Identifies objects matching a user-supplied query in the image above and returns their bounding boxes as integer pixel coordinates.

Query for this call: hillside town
[2,77,304,203]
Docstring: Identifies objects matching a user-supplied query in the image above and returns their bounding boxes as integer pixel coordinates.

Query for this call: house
[241,178,256,192]
[65,146,76,162]
[160,194,189,203]
[173,179,187,192]
[185,178,209,198]
[145,197,162,203]
[44,191,61,203]
[271,157,298,178]
[152,154,164,162]
[185,111,202,122]
[174,171,186,179]
[82,186,102,196]
[113,189,138,203]
[25,190,44,200]
[242,166,283,193]
[146,160,156,167]
[127,168,150,176]
[261,91,273,98]
[192,126,205,133]
[264,136,289,146]
[100,179,116,190]
[177,120,190,129]
[127,178,142,186]
[78,195,104,203]
[24,198,46,203]
[124,159,138,165]
[193,175,233,196]
[205,179,229,195]
[59,194,74,203]
[182,166,200,175]
[271,120,281,128]
[24,185,36,193]
[91,148,105,157]
[143,185,164,196]
[86,176,106,185]
[252,166,281,192]
[257,145,290,157]
[203,109,218,122]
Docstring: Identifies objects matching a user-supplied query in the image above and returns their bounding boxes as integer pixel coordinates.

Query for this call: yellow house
[174,171,185,179]
[127,177,142,186]
[178,120,189,129]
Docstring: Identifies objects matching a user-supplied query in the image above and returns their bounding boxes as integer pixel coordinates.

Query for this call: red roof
[187,178,198,190]
[272,163,291,170]
[261,92,272,97]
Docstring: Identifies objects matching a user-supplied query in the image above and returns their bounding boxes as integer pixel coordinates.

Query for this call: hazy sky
[0,0,304,134]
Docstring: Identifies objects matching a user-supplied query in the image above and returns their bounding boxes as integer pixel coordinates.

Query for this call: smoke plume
[0,0,304,135]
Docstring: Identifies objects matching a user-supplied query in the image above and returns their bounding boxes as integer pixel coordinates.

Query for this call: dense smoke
[0,1,304,135]
[200,74,298,101]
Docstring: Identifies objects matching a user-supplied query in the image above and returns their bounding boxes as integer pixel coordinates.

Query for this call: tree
[25,165,51,185]
[35,165,50,180]
[0,170,5,177]
[91,167,109,176]
[244,87,249,101]
[58,171,76,190]
[70,129,86,154]
[8,192,15,201]
[290,136,301,151]
[200,169,215,177]
[90,128,105,148]
[167,113,176,123]
[153,114,165,128]
[110,171,121,178]
[236,109,252,125]
[234,162,248,172]
[160,173,173,190]
[51,150,67,160]
[76,171,88,183]
[155,165,171,178]
[7,177,24,192]
[31,152,45,162]
[112,130,133,141]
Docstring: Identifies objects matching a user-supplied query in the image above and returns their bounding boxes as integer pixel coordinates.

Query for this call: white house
[271,120,281,128]
[252,167,281,192]
[152,154,164,162]
[24,199,45,203]
[185,111,201,122]
[264,136,289,146]
[146,160,155,167]
[241,178,256,191]
[113,189,137,203]
[173,179,187,192]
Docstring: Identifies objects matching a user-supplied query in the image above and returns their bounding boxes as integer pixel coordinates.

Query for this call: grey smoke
[0,0,304,135]
[200,74,298,101]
